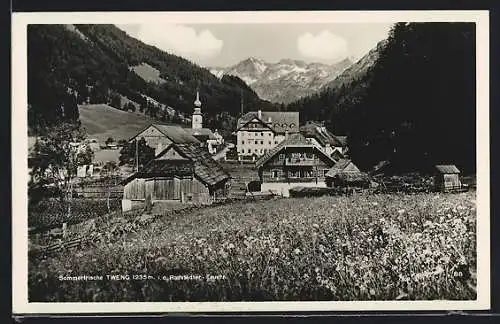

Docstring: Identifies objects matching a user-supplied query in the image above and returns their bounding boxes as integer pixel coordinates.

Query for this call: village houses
[128,91,221,156]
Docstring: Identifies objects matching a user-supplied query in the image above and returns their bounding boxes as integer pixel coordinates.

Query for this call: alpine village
[27,23,477,302]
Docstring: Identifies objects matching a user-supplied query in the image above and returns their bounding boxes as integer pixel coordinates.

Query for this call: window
[274,141,278,144]
[290,123,296,128]
[302,170,313,178]
[255,141,258,145]
[260,149,263,154]
[247,149,251,153]
[269,141,272,145]
[261,132,264,136]
[282,123,287,128]
[289,170,300,178]
[278,154,285,161]
[255,148,258,152]
[241,141,245,145]
[260,140,264,145]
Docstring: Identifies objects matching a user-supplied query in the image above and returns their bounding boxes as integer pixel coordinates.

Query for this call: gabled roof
[129,124,200,145]
[158,143,230,186]
[435,165,460,174]
[123,143,231,187]
[300,123,347,147]
[153,124,201,144]
[255,133,337,168]
[325,159,356,177]
[121,159,194,184]
[184,128,217,140]
[237,111,300,134]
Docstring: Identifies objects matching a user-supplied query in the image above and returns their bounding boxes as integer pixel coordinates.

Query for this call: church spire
[192,89,202,129]
[194,90,201,108]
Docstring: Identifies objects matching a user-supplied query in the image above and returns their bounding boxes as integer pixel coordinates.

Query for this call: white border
[12,10,490,314]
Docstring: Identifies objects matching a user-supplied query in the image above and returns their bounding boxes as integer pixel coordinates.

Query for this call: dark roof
[237,111,300,134]
[123,143,230,186]
[300,123,346,147]
[435,165,460,174]
[184,128,217,140]
[325,159,355,177]
[158,143,230,186]
[255,133,337,168]
[153,124,200,144]
[330,150,344,161]
[129,124,200,145]
[122,159,194,184]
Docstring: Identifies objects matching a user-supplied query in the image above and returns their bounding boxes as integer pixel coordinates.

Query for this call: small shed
[434,165,461,191]
[325,159,361,187]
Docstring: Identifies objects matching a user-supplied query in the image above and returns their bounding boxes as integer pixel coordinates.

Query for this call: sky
[116,23,393,68]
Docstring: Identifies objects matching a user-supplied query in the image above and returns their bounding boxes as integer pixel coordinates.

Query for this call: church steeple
[194,91,201,109]
[192,90,203,129]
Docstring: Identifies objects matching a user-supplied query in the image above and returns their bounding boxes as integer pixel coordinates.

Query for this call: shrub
[28,198,121,230]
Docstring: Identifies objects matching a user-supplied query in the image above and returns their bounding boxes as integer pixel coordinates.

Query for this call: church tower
[192,91,203,129]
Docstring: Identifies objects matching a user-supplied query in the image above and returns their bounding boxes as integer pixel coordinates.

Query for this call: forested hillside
[27,24,275,132]
[287,23,476,174]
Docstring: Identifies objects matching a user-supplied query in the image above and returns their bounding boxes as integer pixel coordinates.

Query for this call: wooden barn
[121,143,231,211]
[324,159,360,187]
[434,165,461,192]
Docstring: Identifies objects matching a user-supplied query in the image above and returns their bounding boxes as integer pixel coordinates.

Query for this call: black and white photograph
[12,11,490,313]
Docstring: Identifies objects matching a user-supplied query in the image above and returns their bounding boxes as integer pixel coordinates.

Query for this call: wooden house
[255,133,337,197]
[121,143,231,211]
[325,159,361,187]
[434,165,461,192]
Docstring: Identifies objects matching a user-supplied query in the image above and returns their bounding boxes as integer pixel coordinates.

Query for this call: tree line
[287,22,476,174]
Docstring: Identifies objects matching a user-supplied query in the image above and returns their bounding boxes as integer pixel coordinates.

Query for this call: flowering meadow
[28,191,476,301]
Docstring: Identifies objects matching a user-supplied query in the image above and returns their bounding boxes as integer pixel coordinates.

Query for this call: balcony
[284,158,317,166]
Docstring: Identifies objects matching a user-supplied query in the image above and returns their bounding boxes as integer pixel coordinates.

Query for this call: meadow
[28,191,476,302]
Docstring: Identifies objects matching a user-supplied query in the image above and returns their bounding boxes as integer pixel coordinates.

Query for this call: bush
[289,186,339,198]
[28,198,121,230]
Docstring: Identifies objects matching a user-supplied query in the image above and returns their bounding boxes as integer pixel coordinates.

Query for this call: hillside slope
[28,24,276,131]
[211,57,352,104]
[78,104,157,143]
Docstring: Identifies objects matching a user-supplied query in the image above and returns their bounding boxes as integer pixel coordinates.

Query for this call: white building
[235,110,300,161]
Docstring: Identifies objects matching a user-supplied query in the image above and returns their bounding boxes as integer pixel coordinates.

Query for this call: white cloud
[117,24,223,60]
[297,30,348,61]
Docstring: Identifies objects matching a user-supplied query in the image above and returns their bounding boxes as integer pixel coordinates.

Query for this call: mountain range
[210,57,352,104]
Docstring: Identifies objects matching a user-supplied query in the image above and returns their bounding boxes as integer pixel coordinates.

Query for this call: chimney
[258,109,262,119]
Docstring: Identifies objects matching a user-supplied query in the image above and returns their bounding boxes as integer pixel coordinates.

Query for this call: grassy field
[78,104,156,143]
[28,191,476,302]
